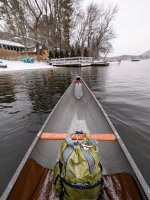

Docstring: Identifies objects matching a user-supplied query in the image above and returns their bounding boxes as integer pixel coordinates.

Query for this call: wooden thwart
[40,132,116,141]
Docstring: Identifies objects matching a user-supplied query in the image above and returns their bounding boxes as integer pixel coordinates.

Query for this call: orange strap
[40,132,116,141]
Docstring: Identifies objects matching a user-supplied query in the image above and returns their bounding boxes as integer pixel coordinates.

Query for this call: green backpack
[54,133,103,200]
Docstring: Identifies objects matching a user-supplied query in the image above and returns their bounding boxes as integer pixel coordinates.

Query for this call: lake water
[0,60,150,195]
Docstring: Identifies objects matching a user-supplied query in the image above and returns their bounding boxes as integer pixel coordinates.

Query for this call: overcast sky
[84,0,150,56]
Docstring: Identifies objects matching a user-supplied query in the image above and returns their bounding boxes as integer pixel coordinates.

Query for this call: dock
[49,57,93,67]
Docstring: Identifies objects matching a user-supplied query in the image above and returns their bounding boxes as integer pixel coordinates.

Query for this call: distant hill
[108,50,150,61]
[107,55,141,61]
[141,50,150,57]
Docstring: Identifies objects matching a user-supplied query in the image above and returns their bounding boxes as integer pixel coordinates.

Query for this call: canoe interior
[42,82,113,133]
[30,81,117,169]
[29,80,147,199]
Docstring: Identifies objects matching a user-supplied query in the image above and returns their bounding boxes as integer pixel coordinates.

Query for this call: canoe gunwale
[82,79,150,199]
[1,79,74,200]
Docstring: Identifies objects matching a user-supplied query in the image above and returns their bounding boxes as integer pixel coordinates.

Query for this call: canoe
[1,77,150,200]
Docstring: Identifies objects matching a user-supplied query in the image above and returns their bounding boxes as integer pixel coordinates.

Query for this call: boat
[49,57,92,67]
[1,77,150,200]
[0,61,7,68]
[131,58,141,62]
[91,61,109,67]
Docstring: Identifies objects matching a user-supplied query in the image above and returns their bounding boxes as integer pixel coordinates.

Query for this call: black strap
[61,177,103,189]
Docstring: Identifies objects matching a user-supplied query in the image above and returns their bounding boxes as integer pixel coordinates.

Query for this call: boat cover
[8,159,142,200]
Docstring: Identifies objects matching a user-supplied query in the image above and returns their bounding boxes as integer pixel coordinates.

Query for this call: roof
[0,40,25,47]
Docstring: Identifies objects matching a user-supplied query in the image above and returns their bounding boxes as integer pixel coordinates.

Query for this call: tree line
[0,0,117,59]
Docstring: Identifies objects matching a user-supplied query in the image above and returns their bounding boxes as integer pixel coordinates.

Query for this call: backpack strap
[63,136,75,166]
[63,136,97,174]
[63,146,73,166]
[81,136,98,172]
[89,138,98,146]
[65,135,75,147]
[81,147,96,173]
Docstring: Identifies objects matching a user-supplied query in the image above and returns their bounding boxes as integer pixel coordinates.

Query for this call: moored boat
[0,61,7,68]
[1,77,150,200]
[131,59,141,62]
[91,61,109,66]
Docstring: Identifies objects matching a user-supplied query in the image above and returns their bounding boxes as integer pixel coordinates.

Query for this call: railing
[51,57,93,61]
[51,57,93,65]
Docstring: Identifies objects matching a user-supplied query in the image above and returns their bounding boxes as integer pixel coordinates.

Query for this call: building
[0,40,25,52]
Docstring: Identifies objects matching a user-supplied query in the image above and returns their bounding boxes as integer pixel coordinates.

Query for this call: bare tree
[0,0,117,59]
[72,2,118,59]
[0,0,30,51]
[36,0,55,51]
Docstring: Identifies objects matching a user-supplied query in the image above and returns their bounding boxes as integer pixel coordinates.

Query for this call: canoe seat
[40,132,116,141]
[8,159,53,200]
[8,159,142,200]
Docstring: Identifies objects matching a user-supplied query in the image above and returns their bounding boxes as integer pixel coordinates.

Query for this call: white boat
[0,61,7,68]
[1,77,150,200]
[91,61,109,66]
[49,57,93,67]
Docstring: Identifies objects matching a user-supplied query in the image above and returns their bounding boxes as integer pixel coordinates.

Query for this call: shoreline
[0,59,53,72]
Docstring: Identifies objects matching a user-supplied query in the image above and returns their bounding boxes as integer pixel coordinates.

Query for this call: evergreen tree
[70,48,76,57]
[49,51,54,59]
[76,47,82,57]
[60,50,64,58]
[54,49,59,58]
[83,47,89,57]
[65,49,69,57]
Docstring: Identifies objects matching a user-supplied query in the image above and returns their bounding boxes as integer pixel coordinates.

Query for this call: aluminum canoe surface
[1,78,150,200]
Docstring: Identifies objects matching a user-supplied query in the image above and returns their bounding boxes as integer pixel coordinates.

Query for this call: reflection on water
[0,60,150,195]
[26,70,72,113]
[0,74,15,105]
